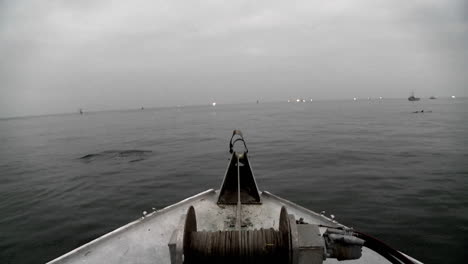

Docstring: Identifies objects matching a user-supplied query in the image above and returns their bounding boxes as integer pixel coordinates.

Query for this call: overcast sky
[1,0,467,117]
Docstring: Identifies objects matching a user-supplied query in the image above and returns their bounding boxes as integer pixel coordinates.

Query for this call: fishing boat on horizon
[47,131,422,264]
[408,92,420,101]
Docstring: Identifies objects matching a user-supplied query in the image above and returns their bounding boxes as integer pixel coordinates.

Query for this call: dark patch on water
[79,150,153,163]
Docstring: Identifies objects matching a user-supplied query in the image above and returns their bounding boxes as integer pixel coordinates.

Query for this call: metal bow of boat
[168,130,365,264]
[47,130,422,264]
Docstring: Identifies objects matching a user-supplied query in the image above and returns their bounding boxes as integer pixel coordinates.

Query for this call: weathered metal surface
[46,189,422,264]
[296,224,324,264]
[217,152,261,204]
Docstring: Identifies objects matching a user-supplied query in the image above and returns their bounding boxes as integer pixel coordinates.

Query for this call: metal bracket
[217,151,261,204]
[218,130,261,205]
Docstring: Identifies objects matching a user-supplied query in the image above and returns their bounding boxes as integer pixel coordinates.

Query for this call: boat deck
[47,190,414,264]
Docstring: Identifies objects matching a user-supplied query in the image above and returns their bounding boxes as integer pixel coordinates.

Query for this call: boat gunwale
[46,189,216,263]
[261,191,343,228]
[47,189,424,264]
[263,191,423,264]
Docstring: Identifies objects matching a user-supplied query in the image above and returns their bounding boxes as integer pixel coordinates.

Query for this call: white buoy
[451,95,456,99]
[212,102,216,106]
[353,97,357,101]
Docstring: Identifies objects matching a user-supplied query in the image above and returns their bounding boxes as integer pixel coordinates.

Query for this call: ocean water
[0,99,467,264]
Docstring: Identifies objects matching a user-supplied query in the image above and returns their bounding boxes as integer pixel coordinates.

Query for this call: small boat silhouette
[408,92,420,101]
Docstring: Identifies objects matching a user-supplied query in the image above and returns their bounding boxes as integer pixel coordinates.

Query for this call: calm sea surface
[1,99,467,264]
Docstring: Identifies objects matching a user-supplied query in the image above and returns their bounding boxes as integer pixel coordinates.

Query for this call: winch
[168,130,364,264]
[168,206,364,264]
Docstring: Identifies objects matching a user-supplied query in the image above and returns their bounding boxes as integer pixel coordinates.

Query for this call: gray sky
[1,0,467,117]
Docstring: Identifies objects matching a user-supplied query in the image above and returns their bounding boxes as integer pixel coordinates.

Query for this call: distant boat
[408,92,420,101]
[429,96,436,100]
[79,108,83,115]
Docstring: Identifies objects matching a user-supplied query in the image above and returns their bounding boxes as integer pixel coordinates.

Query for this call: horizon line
[0,96,463,120]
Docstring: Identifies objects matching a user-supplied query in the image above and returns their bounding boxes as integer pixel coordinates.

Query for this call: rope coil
[180,206,294,264]
[185,229,288,264]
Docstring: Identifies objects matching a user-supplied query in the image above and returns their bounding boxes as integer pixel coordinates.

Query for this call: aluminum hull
[47,189,422,264]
